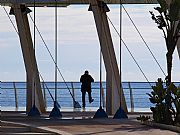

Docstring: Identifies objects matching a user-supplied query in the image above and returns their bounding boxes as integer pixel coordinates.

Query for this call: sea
[1,82,179,112]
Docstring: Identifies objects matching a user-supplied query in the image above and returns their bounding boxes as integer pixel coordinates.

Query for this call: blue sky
[0,4,180,82]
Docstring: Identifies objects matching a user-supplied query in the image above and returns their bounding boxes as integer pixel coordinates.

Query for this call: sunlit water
[2,82,178,112]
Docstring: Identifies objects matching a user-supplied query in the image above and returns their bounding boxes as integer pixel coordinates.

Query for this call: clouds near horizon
[0,4,179,82]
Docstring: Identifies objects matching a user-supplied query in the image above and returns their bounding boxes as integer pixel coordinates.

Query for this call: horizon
[0,4,180,82]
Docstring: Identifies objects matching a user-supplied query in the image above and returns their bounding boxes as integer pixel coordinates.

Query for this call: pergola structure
[1,0,179,115]
[0,0,158,6]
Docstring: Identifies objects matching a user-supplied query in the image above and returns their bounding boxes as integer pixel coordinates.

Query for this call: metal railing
[1,81,179,112]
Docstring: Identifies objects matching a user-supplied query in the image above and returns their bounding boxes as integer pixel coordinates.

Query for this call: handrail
[1,81,180,112]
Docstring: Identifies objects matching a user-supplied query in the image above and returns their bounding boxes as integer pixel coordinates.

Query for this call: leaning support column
[177,40,180,59]
[88,0,127,114]
[11,4,45,113]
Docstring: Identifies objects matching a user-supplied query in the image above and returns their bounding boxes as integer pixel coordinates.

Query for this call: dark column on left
[10,4,45,113]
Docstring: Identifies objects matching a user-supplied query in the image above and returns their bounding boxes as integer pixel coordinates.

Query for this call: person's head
[85,70,89,75]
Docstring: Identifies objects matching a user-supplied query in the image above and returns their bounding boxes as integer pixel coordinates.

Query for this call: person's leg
[88,91,94,103]
[82,91,86,107]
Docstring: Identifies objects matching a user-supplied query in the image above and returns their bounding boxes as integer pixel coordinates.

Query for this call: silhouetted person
[80,70,94,108]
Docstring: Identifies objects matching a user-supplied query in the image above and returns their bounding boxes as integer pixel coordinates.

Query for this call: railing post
[100,83,105,108]
[42,82,47,109]
[71,82,75,107]
[13,82,18,110]
[128,82,134,112]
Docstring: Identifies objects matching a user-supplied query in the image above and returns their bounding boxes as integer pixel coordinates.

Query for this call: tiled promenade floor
[1,111,180,135]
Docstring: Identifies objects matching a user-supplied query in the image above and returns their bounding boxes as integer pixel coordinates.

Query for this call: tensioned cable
[121,5,166,76]
[2,7,55,102]
[39,73,55,102]
[29,13,76,102]
[122,39,152,87]
[33,0,36,105]
[99,50,102,107]
[3,7,18,34]
[55,0,58,102]
[28,15,77,102]
[107,15,152,87]
[119,0,122,108]
[33,0,36,50]
[3,6,77,102]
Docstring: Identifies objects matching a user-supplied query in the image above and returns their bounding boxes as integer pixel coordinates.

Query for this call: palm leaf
[157,0,168,12]
[169,0,180,21]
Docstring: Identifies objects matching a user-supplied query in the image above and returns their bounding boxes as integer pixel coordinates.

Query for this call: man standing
[80,70,94,108]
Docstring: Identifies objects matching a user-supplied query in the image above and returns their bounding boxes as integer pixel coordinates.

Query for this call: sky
[0,4,180,82]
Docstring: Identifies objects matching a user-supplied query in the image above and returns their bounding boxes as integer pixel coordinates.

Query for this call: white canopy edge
[0,0,158,7]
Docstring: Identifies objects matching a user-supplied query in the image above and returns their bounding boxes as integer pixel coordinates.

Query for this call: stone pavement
[1,111,180,135]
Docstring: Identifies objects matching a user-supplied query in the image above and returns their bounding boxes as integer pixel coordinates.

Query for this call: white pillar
[89,0,127,114]
[12,4,45,113]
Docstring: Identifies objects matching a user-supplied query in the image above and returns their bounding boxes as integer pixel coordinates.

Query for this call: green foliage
[149,0,180,125]
[168,84,180,124]
[137,115,151,122]
[147,78,180,125]
[147,78,166,104]
[147,78,173,124]
[150,0,180,85]
[149,11,166,30]
[169,0,180,21]
[154,0,180,21]
[156,0,168,12]
[150,0,180,31]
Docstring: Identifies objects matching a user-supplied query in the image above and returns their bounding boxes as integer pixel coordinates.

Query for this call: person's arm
[80,75,85,83]
[80,76,82,82]
[91,76,94,82]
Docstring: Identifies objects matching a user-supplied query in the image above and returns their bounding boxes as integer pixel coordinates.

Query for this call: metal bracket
[88,1,110,12]
[10,4,32,15]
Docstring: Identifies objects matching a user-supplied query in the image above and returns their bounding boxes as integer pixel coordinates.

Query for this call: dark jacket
[80,74,94,92]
